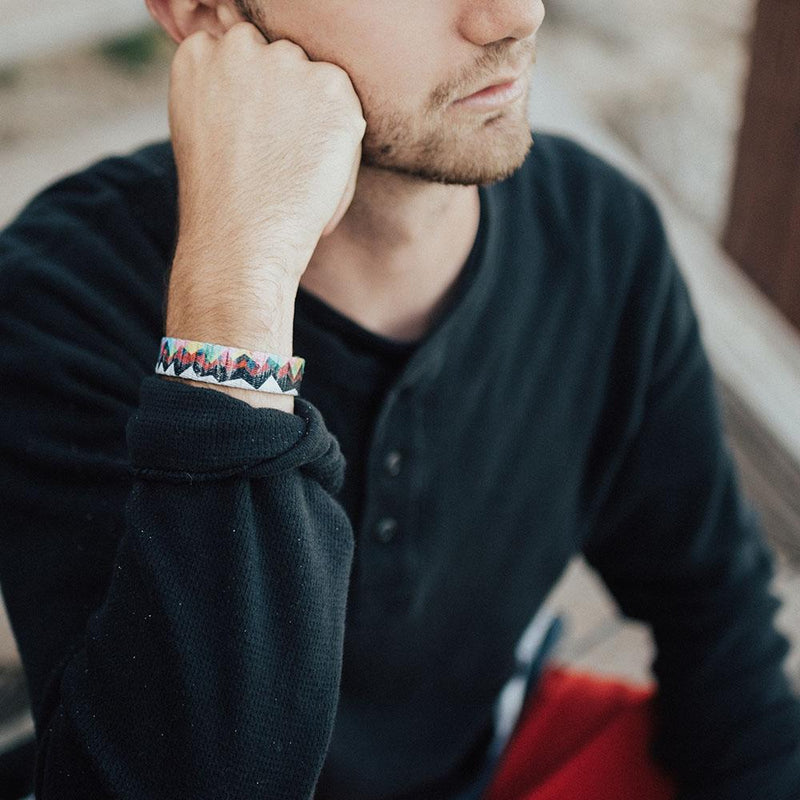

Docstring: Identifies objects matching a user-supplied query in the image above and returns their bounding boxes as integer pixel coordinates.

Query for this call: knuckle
[330,112,365,144]
[315,64,354,100]
[225,21,260,43]
[348,115,368,140]
[270,38,304,56]
[320,62,349,86]
[182,30,214,53]
[174,31,213,70]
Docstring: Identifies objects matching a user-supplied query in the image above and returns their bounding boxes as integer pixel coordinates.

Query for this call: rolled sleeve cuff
[127,376,344,491]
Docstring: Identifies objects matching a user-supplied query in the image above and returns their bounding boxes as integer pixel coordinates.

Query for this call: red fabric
[484,667,676,800]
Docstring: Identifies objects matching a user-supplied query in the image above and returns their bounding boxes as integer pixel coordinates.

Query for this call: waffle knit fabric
[0,135,799,800]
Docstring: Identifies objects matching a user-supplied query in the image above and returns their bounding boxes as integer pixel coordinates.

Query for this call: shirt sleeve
[581,193,800,800]
[0,159,354,799]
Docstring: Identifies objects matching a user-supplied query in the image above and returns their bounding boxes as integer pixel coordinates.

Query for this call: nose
[457,0,545,46]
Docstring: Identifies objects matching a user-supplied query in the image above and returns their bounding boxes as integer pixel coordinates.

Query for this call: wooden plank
[724,0,800,331]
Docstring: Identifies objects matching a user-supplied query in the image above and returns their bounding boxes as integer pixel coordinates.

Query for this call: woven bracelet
[154,337,305,395]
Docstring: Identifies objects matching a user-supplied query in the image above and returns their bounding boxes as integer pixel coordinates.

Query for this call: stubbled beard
[240,4,535,186]
[360,103,533,186]
[360,41,536,186]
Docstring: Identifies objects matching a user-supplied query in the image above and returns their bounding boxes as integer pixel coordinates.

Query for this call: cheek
[353,45,452,122]
[296,9,452,114]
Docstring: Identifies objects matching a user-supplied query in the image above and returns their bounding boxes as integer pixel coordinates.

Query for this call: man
[0,0,798,797]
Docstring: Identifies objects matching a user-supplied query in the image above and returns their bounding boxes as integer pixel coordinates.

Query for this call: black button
[383,450,403,477]
[374,517,398,543]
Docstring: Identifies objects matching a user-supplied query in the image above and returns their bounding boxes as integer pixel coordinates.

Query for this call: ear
[144,0,246,43]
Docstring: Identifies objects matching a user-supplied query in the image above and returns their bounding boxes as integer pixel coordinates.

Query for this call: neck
[300,166,480,341]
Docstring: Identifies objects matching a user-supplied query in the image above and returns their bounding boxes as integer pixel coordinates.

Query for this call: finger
[225,21,271,46]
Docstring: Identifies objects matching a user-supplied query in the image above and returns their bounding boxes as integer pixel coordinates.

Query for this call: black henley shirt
[1,134,799,800]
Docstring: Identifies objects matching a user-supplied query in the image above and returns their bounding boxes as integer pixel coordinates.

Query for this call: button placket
[354,385,426,621]
[383,450,403,477]
[373,517,399,544]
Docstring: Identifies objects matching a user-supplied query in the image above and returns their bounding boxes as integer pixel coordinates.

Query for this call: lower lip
[454,75,527,110]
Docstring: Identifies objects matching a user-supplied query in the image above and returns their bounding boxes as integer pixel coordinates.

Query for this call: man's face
[241,0,545,185]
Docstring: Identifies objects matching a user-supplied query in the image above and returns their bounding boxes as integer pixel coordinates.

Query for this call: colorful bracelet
[154,337,305,395]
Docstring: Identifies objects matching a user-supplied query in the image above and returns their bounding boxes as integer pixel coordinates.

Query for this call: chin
[361,110,533,186]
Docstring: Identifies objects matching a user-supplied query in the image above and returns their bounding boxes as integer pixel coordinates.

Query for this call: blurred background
[1,0,799,795]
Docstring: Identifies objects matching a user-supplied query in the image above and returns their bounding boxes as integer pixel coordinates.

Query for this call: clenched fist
[165,22,365,378]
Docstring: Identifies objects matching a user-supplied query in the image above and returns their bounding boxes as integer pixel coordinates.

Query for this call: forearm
[34,379,353,800]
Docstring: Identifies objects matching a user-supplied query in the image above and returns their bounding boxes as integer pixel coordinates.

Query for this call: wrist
[163,378,296,412]
[165,260,299,356]
[174,219,319,285]
[162,242,306,411]
[155,336,301,413]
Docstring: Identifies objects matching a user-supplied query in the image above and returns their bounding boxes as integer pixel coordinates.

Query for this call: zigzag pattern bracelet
[155,337,305,395]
